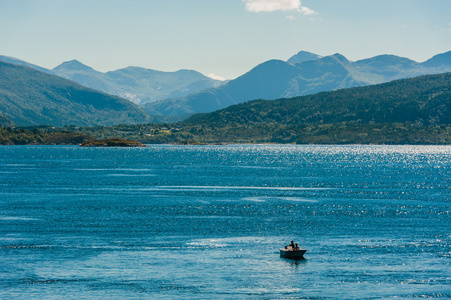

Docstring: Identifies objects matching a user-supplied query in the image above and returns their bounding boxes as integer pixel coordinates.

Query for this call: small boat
[280,242,307,259]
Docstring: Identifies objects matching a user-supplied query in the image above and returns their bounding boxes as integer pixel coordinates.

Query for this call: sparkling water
[1,145,450,299]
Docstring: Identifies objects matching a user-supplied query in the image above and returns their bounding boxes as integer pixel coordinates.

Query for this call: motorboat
[280,243,307,259]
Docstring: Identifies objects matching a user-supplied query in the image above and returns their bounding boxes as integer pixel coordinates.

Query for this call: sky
[1,0,450,80]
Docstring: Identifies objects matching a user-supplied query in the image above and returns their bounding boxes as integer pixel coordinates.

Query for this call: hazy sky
[1,0,450,79]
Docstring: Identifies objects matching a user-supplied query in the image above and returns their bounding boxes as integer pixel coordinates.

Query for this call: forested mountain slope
[146,51,451,118]
[0,61,152,127]
[185,72,451,127]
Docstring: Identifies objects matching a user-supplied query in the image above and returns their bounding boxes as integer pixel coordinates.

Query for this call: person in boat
[289,241,295,249]
[295,243,300,250]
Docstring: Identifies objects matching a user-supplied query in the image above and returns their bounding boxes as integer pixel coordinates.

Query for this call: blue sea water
[0,145,450,299]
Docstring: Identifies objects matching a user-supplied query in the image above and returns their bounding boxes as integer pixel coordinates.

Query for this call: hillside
[143,59,306,116]
[53,60,223,104]
[0,55,53,74]
[57,73,451,145]
[174,72,451,144]
[0,61,152,127]
[145,51,451,118]
[185,72,451,127]
[144,54,369,116]
[422,51,451,69]
[287,50,322,64]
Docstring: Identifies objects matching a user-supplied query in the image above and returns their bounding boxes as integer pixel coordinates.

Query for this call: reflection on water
[281,257,307,267]
[0,145,450,299]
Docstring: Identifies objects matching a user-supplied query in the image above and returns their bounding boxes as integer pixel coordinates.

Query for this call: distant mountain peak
[240,59,301,79]
[53,59,94,71]
[329,53,349,62]
[354,55,418,70]
[422,50,451,68]
[287,51,322,64]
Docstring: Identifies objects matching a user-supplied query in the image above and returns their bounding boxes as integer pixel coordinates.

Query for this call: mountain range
[171,72,451,144]
[50,72,450,145]
[0,55,224,106]
[52,60,224,105]
[185,72,451,127]
[1,50,451,127]
[0,61,151,127]
[144,50,451,117]
[2,69,451,144]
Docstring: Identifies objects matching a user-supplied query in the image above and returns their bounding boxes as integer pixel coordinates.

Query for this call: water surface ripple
[0,145,450,299]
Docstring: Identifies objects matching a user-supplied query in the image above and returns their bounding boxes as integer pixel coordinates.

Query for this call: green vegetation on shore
[80,138,146,147]
[0,126,95,145]
[2,122,451,146]
[75,123,451,145]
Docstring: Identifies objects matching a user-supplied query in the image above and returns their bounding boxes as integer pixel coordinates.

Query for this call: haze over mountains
[52,60,224,105]
[170,72,451,144]
[0,50,450,127]
[3,71,450,145]
[145,50,451,117]
[0,55,224,106]
[0,61,151,127]
[186,72,451,127]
